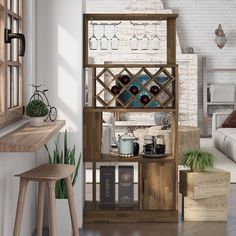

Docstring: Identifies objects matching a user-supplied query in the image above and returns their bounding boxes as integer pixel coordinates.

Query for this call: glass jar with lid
[155,135,165,155]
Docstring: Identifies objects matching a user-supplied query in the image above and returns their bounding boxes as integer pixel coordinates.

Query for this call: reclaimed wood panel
[83,109,102,161]
[141,162,176,210]
[178,126,200,163]
[0,120,65,152]
[179,169,230,200]
[183,196,227,222]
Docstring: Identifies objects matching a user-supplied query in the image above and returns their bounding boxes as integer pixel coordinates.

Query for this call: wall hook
[4,29,26,56]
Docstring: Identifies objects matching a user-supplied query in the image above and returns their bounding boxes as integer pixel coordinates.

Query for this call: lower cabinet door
[140,162,176,210]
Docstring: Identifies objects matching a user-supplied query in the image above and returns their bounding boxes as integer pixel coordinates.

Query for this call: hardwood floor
[80,184,236,236]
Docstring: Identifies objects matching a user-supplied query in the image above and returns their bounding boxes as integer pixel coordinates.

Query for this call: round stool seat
[16,164,75,181]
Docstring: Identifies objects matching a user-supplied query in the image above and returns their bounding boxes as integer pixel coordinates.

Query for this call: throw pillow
[222,110,236,128]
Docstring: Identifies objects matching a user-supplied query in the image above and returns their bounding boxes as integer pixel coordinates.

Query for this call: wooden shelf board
[0,120,65,152]
[207,102,235,105]
[84,201,139,212]
[84,13,178,21]
[84,63,178,68]
[84,211,178,222]
[84,201,178,223]
[94,154,175,163]
[84,107,176,113]
[207,68,236,72]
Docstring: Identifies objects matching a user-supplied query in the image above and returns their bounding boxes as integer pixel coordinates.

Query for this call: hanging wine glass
[89,22,98,50]
[110,23,120,50]
[140,23,150,50]
[100,23,109,50]
[130,22,139,50]
[151,23,160,50]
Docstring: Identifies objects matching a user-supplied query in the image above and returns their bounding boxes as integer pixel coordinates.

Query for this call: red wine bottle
[129,85,139,95]
[120,75,130,85]
[111,85,120,95]
[140,95,150,104]
[150,85,160,95]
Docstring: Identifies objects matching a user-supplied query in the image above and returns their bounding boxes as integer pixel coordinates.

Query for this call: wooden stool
[13,164,79,236]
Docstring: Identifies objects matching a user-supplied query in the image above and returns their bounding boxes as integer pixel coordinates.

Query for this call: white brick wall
[164,0,236,135]
[86,0,198,127]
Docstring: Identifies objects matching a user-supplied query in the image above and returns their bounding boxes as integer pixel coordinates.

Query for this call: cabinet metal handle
[4,29,26,57]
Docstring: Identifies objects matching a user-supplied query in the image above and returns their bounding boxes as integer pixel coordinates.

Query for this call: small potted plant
[44,130,81,235]
[180,149,215,198]
[181,149,214,172]
[26,100,48,126]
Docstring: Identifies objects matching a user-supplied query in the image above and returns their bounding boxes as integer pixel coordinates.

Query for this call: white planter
[56,199,72,236]
[29,117,45,127]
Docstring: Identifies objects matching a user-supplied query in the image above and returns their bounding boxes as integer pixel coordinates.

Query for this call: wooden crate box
[182,196,227,222]
[179,169,230,199]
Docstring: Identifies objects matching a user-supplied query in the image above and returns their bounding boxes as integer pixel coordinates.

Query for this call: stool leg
[48,181,57,236]
[65,177,79,236]
[13,178,29,236]
[36,181,45,236]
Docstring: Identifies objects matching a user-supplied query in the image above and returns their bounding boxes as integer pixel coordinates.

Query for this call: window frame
[0,0,23,128]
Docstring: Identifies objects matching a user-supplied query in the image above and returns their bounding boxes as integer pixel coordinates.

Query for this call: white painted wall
[36,0,84,228]
[0,1,37,235]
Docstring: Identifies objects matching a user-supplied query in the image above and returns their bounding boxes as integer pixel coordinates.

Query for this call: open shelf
[203,56,236,137]
[0,120,65,152]
[99,154,175,163]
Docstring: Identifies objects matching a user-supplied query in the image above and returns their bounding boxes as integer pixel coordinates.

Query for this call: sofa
[212,112,236,162]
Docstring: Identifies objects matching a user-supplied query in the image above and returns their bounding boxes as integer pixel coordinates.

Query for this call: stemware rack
[83,13,179,223]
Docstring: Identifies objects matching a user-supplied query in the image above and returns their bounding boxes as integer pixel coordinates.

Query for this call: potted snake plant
[44,130,81,235]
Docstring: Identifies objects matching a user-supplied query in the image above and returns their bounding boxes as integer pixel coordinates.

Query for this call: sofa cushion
[222,110,236,128]
[213,128,236,162]
[224,134,236,162]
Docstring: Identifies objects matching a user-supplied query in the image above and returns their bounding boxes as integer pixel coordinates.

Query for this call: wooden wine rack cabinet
[83,13,179,223]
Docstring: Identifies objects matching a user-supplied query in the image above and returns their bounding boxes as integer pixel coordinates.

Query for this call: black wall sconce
[4,29,26,56]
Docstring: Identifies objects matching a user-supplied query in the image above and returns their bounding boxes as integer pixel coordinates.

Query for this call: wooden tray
[142,153,167,158]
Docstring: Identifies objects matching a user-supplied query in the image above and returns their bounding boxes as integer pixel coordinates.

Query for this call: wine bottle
[111,85,120,95]
[120,75,130,85]
[150,85,160,95]
[140,95,150,104]
[129,85,139,95]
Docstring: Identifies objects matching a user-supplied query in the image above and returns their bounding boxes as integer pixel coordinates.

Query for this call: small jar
[155,135,165,155]
[144,135,155,154]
